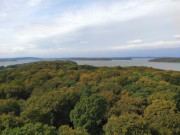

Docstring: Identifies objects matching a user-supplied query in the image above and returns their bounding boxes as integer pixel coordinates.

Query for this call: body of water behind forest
[73,58,180,71]
[0,58,180,71]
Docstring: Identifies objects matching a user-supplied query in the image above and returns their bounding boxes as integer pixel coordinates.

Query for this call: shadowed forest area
[0,61,179,135]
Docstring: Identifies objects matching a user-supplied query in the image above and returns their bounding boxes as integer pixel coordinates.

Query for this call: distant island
[0,57,41,61]
[65,57,132,61]
[0,57,132,62]
[61,58,112,61]
[149,58,180,63]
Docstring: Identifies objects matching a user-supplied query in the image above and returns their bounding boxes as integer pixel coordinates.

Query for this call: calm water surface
[0,60,38,67]
[0,59,180,71]
[73,58,180,71]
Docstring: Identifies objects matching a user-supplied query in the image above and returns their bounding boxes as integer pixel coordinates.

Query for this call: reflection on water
[0,59,180,71]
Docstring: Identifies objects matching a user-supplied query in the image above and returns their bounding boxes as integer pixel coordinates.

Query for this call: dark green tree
[70,95,107,135]
[0,99,20,116]
[21,89,79,127]
[169,73,180,86]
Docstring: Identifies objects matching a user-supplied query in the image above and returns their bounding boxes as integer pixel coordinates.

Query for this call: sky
[0,0,180,58]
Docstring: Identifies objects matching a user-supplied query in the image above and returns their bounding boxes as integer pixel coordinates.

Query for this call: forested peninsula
[0,61,179,135]
[149,58,180,63]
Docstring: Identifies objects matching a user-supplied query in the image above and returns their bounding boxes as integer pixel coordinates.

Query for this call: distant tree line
[149,57,180,63]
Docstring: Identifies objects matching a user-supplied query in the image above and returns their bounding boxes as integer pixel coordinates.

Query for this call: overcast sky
[0,0,180,58]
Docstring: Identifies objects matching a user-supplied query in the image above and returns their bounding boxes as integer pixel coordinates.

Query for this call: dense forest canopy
[0,61,179,135]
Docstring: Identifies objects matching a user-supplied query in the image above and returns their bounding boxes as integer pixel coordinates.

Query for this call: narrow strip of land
[149,58,180,62]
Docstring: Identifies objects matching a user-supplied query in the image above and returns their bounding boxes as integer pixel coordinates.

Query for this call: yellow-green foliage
[144,100,180,134]
[147,90,178,104]
[2,123,57,135]
[59,125,89,135]
[134,78,158,88]
[0,113,23,130]
[104,114,150,135]
[0,61,179,135]
[98,90,119,110]
[108,91,145,117]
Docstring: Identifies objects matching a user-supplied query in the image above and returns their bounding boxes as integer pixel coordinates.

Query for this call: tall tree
[70,95,107,135]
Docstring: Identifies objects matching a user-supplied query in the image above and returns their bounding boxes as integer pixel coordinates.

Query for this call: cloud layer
[0,0,180,57]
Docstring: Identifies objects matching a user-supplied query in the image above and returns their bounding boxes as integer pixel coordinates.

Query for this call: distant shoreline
[0,57,133,62]
[149,58,180,63]
[0,58,180,71]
